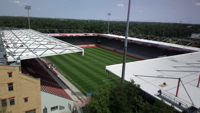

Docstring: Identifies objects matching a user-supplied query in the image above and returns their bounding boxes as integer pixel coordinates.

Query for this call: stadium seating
[21,59,72,100]
[55,36,189,59]
[57,36,98,45]
[99,37,187,59]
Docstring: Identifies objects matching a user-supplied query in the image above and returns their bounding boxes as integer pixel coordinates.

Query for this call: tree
[84,80,178,113]
[84,85,111,113]
[109,81,143,113]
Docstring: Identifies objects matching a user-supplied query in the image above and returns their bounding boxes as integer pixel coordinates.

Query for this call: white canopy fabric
[106,52,200,111]
[1,29,84,62]
[47,33,98,37]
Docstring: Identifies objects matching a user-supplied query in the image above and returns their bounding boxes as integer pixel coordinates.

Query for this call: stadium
[50,32,200,113]
[0,28,199,113]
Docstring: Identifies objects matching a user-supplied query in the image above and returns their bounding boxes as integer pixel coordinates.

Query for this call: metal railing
[157,91,189,110]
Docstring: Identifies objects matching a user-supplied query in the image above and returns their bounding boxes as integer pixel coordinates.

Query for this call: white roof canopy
[100,34,200,52]
[1,29,84,62]
[106,52,200,111]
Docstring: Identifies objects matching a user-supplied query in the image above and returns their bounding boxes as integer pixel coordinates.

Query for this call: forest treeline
[0,16,200,38]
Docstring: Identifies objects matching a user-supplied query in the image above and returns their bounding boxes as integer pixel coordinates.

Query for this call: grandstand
[50,33,196,59]
[21,59,72,100]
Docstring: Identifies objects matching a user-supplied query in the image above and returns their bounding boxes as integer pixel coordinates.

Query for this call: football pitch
[47,48,137,94]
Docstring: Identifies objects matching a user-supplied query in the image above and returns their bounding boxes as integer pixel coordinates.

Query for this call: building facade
[0,66,41,113]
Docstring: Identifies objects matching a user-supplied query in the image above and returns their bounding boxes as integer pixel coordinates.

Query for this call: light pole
[107,13,111,34]
[121,0,131,83]
[25,5,31,29]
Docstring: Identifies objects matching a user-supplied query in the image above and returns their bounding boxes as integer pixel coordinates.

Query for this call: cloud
[138,10,144,13]
[37,8,41,11]
[12,0,27,5]
[12,0,22,4]
[117,3,124,7]
[195,2,200,6]
[13,0,21,4]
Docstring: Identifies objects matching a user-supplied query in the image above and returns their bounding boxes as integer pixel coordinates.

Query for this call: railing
[157,91,189,110]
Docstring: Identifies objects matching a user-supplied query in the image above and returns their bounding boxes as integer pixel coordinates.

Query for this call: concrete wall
[41,92,75,113]
[0,66,41,113]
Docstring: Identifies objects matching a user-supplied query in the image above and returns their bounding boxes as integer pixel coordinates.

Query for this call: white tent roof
[1,29,84,62]
[100,34,200,52]
[47,33,98,37]
[106,52,200,111]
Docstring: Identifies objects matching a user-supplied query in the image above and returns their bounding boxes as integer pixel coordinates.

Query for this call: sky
[0,0,200,24]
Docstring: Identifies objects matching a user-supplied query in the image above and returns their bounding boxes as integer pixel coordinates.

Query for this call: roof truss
[1,29,84,62]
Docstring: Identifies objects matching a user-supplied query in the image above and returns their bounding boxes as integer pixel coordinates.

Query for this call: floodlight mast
[121,0,131,83]
[25,5,31,29]
[107,13,111,34]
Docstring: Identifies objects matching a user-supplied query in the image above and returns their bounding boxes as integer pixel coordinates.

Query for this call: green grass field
[47,48,137,94]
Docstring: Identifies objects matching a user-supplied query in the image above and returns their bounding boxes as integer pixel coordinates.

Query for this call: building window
[9,97,15,106]
[8,83,14,91]
[51,106,58,111]
[24,97,28,103]
[1,99,7,107]
[8,72,13,78]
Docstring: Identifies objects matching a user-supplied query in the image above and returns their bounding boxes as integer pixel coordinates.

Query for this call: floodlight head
[25,5,31,10]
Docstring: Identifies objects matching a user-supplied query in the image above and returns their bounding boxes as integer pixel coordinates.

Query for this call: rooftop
[0,32,7,65]
[0,29,84,63]
[47,33,98,37]
[106,51,200,111]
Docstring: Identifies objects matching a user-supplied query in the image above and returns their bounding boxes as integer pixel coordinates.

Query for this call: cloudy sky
[0,0,200,24]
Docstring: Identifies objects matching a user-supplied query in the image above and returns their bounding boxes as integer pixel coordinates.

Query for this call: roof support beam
[197,75,200,88]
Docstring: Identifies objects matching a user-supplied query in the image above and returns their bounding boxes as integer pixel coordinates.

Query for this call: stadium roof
[0,29,84,63]
[106,51,200,111]
[100,34,200,52]
[47,33,98,37]
[0,33,7,65]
